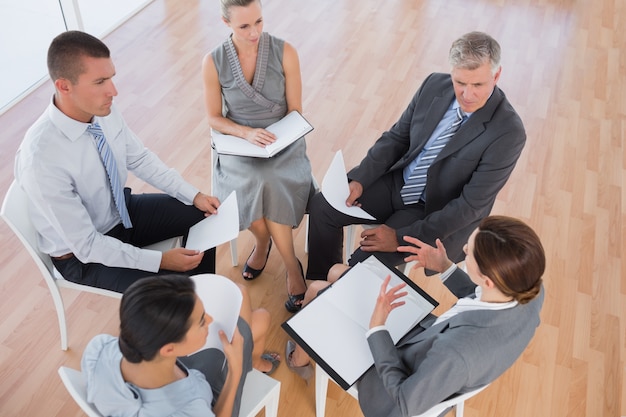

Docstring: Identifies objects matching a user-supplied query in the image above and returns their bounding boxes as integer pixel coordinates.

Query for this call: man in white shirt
[15,30,219,292]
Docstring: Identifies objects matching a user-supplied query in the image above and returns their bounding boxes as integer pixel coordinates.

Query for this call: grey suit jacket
[357,269,544,417]
[348,73,526,263]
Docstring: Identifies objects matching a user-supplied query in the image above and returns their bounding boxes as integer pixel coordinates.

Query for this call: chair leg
[345,225,355,264]
[230,238,238,266]
[264,382,281,417]
[50,284,69,350]
[455,400,465,417]
[315,365,330,417]
[304,214,310,253]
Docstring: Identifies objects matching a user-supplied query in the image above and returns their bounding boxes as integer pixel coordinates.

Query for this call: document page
[286,296,374,385]
[189,274,242,354]
[321,151,375,220]
[211,111,313,158]
[185,191,239,253]
[282,256,438,389]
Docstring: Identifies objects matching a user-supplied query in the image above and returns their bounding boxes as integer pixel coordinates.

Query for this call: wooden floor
[0,0,624,416]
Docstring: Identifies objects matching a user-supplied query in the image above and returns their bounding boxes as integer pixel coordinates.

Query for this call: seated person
[16,30,218,293]
[82,274,280,417]
[203,0,313,311]
[305,31,526,282]
[286,215,545,417]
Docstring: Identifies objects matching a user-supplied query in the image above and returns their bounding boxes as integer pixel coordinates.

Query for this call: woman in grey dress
[202,0,312,312]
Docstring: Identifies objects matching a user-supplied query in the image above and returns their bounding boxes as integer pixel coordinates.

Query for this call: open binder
[211,111,313,158]
[281,256,438,390]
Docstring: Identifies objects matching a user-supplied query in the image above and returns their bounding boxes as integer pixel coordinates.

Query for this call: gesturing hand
[397,236,453,273]
[369,275,408,328]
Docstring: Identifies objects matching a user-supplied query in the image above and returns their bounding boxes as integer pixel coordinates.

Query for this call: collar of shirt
[432,286,518,326]
[48,96,95,142]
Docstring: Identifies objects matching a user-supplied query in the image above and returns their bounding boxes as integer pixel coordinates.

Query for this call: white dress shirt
[15,99,199,272]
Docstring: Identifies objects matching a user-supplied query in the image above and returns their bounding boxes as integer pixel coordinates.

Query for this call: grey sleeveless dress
[211,32,313,230]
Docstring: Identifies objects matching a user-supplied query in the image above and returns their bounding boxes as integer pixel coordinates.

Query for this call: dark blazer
[357,269,544,417]
[348,73,526,262]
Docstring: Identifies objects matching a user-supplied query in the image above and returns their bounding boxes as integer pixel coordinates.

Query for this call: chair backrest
[57,367,104,417]
[189,274,243,353]
[1,181,56,278]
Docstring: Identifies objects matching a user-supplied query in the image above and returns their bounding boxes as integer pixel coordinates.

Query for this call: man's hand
[398,236,453,273]
[160,247,205,271]
[346,180,363,207]
[369,275,407,328]
[360,224,399,252]
[193,193,220,216]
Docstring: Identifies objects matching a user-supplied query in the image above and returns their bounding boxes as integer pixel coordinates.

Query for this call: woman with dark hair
[82,274,278,417]
[287,216,545,417]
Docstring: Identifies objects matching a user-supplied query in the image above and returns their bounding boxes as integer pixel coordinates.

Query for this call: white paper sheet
[189,274,242,354]
[321,150,375,220]
[185,191,239,252]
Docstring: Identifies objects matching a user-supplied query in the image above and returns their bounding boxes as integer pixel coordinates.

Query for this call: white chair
[315,365,487,417]
[58,366,280,417]
[0,181,179,350]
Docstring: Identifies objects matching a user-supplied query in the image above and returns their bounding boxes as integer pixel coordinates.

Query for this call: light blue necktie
[87,123,133,228]
[400,107,466,205]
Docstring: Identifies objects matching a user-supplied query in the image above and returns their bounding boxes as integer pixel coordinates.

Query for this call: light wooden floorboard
[0,0,623,416]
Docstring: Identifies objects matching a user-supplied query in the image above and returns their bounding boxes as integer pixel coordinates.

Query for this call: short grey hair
[448,31,501,74]
[220,0,260,21]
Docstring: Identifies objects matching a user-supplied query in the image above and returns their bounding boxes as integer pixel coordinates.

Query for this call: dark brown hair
[118,275,196,363]
[47,30,110,83]
[473,216,545,304]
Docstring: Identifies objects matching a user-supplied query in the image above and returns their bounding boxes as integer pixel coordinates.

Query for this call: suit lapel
[435,87,504,161]
[404,89,456,162]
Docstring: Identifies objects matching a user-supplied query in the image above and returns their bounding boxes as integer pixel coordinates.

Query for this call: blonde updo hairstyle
[220,0,260,21]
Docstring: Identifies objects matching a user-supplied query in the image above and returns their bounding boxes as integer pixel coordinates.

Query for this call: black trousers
[305,170,426,280]
[52,190,216,293]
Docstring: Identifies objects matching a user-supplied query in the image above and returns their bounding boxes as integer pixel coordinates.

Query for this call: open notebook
[282,256,438,389]
[211,111,313,158]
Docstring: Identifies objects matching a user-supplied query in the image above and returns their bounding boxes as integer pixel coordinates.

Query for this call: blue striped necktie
[87,123,133,228]
[400,107,466,205]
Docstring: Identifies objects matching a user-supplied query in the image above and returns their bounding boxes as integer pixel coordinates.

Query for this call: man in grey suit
[305,31,526,282]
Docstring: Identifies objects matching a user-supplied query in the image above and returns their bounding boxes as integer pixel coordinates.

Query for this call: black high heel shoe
[285,260,306,313]
[242,239,272,280]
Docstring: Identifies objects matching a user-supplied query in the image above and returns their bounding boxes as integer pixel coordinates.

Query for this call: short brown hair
[473,216,545,304]
[47,30,110,83]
